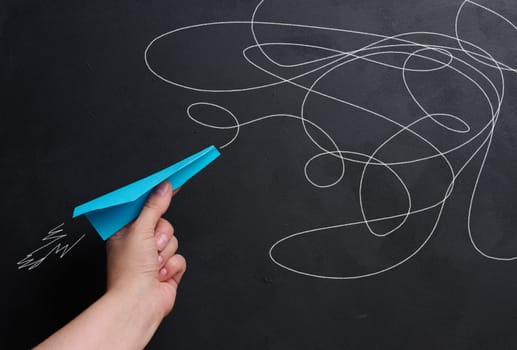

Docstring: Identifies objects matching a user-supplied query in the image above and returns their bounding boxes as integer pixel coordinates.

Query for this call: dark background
[2,0,517,349]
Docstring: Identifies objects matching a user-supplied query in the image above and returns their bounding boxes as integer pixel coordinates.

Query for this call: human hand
[105,181,187,323]
[34,181,186,350]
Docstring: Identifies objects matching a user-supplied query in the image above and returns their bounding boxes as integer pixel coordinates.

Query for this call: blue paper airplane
[73,145,220,240]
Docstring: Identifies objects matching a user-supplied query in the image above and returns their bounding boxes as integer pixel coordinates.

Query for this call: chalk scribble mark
[144,0,517,279]
[17,223,86,270]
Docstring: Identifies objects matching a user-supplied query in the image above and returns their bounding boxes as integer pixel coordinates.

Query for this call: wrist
[103,287,164,348]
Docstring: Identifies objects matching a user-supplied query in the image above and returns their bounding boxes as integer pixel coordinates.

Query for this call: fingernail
[157,234,168,249]
[158,255,163,264]
[160,268,167,276]
[155,181,169,196]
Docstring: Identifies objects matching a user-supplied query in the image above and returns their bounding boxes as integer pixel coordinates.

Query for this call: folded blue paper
[73,145,220,240]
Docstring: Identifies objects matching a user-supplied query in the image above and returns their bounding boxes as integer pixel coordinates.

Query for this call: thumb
[134,181,173,235]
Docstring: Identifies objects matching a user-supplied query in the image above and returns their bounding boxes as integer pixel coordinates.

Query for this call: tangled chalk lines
[145,1,517,279]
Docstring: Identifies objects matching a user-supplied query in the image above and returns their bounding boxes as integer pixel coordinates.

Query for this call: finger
[135,181,173,233]
[159,254,186,285]
[155,218,174,251]
[170,255,187,287]
[159,235,178,268]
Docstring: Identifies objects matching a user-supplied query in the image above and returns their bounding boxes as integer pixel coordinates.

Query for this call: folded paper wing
[73,145,220,240]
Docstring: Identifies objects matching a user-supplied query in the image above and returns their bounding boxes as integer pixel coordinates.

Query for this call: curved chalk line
[145,0,517,279]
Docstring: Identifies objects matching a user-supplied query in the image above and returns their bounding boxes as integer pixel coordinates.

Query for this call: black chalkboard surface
[3,0,517,348]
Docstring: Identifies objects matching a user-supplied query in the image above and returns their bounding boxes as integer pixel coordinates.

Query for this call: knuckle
[158,218,174,235]
[158,217,170,226]
[176,254,187,268]
[164,237,178,256]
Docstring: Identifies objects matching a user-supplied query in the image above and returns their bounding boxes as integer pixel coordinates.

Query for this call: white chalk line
[17,223,86,270]
[145,0,517,278]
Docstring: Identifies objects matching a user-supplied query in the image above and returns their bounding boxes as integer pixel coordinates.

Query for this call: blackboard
[3,0,517,348]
